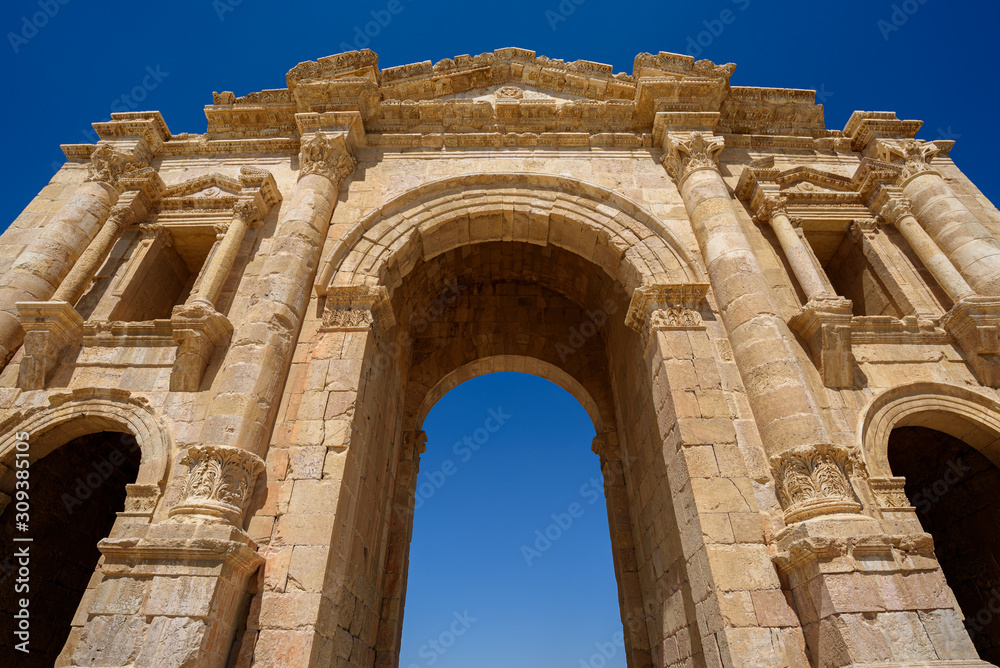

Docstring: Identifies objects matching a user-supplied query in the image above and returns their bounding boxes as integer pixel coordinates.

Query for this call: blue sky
[3,0,999,664]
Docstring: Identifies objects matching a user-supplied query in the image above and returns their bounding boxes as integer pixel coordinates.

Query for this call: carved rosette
[299,132,357,183]
[168,445,265,527]
[876,139,941,182]
[625,283,709,347]
[321,285,395,333]
[770,444,864,523]
[662,132,725,184]
[868,477,913,509]
[86,143,149,190]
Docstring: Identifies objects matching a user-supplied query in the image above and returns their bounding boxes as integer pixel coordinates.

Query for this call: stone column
[199,126,359,457]
[877,193,977,303]
[188,200,259,309]
[759,196,831,302]
[375,430,426,668]
[878,138,1000,295]
[661,130,838,468]
[0,144,142,367]
[51,204,133,306]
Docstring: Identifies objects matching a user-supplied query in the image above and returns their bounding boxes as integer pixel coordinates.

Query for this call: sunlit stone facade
[1,47,1000,667]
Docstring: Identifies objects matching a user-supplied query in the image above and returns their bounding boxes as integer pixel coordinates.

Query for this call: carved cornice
[321,284,395,333]
[625,283,709,348]
[773,531,935,574]
[168,445,265,528]
[770,444,865,524]
[868,477,913,509]
[661,132,724,184]
[299,132,357,183]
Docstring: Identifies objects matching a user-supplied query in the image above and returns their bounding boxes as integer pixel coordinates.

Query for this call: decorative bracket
[15,301,84,390]
[321,284,395,334]
[788,297,855,388]
[169,302,234,392]
[941,296,1000,387]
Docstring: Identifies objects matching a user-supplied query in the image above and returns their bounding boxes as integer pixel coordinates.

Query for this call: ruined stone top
[61,47,924,157]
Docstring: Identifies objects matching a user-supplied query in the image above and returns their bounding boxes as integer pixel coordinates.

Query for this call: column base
[170,302,233,392]
[788,297,855,388]
[15,301,83,390]
[941,297,1000,386]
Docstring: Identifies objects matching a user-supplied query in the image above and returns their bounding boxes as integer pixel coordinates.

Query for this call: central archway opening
[399,372,624,667]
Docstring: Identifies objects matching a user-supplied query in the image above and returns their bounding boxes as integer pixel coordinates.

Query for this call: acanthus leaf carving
[168,444,265,527]
[86,143,150,190]
[299,132,357,183]
[662,132,724,184]
[876,139,941,182]
[770,444,864,523]
[321,284,395,333]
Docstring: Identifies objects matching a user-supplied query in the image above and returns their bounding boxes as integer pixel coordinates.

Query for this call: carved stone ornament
[85,143,149,189]
[876,139,941,182]
[849,217,880,243]
[625,283,709,346]
[868,477,913,509]
[495,85,524,100]
[770,443,864,523]
[299,132,357,183]
[403,430,427,459]
[878,196,914,227]
[755,194,789,222]
[168,444,265,527]
[232,199,260,226]
[321,284,395,333]
[662,132,725,184]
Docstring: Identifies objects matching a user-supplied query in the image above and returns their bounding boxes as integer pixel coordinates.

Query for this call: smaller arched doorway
[888,427,1000,663]
[0,431,142,666]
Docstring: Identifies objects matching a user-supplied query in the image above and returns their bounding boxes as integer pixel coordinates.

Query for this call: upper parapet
[200,47,832,144]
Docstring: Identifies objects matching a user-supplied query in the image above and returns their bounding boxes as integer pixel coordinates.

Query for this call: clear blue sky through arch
[400,372,624,668]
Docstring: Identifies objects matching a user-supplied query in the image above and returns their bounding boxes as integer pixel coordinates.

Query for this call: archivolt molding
[316,172,704,299]
[859,382,1000,477]
[0,388,173,490]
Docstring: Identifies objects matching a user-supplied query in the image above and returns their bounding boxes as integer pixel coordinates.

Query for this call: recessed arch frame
[859,381,1000,477]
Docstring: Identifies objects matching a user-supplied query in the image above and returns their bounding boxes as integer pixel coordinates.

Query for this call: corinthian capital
[878,196,914,227]
[85,143,149,189]
[168,445,265,527]
[662,132,725,184]
[299,132,357,183]
[875,138,941,181]
[770,444,864,523]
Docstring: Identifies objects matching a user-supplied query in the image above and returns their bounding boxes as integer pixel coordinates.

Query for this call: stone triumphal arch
[1,47,1000,667]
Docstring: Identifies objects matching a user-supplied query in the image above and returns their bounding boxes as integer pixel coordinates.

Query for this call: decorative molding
[170,302,234,392]
[849,217,880,243]
[868,477,912,509]
[770,443,864,524]
[661,132,724,184]
[875,138,943,182]
[625,283,709,346]
[299,132,357,183]
[168,445,265,528]
[15,301,85,391]
[941,296,1000,387]
[85,143,150,190]
[321,285,395,333]
[773,531,935,574]
[402,430,427,460]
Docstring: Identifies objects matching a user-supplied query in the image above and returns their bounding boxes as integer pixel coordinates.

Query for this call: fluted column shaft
[769,209,829,301]
[188,203,254,308]
[0,179,118,365]
[664,132,832,457]
[882,198,976,303]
